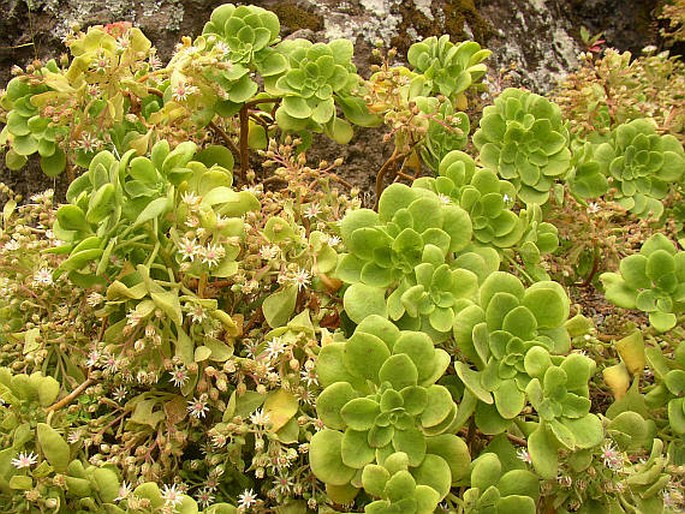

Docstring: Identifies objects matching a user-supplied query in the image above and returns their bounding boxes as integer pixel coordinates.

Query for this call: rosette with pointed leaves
[336,182,491,340]
[453,272,573,433]
[600,233,685,332]
[592,118,685,218]
[272,39,371,144]
[473,88,572,205]
[462,453,539,514]
[311,316,470,508]
[406,35,491,107]
[525,353,603,478]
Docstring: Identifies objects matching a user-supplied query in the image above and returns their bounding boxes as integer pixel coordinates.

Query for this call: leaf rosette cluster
[406,35,491,107]
[310,316,470,511]
[0,24,155,175]
[525,353,603,478]
[600,233,685,332]
[53,142,254,374]
[335,183,502,341]
[577,118,685,218]
[473,88,572,205]
[454,272,573,432]
[272,39,372,144]
[463,453,540,514]
[200,3,286,114]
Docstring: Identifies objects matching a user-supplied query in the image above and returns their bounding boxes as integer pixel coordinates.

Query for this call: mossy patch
[392,0,492,56]
[270,2,323,34]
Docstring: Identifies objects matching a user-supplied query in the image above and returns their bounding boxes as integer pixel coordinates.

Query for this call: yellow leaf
[263,388,299,433]
[616,331,645,376]
[603,363,631,400]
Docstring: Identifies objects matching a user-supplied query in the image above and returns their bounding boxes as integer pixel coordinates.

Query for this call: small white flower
[516,447,532,465]
[200,243,225,268]
[161,483,184,507]
[438,193,451,205]
[303,203,321,219]
[300,361,318,387]
[196,488,215,508]
[290,268,311,291]
[178,237,200,262]
[148,53,163,70]
[237,488,258,510]
[169,365,190,387]
[115,481,132,501]
[3,239,20,251]
[259,244,280,260]
[273,473,294,495]
[102,353,119,374]
[77,132,102,153]
[600,441,623,471]
[187,395,209,419]
[587,202,601,214]
[91,52,109,73]
[181,191,200,207]
[32,268,54,286]
[264,337,286,360]
[11,452,38,469]
[189,304,207,324]
[67,430,81,444]
[111,386,127,402]
[86,292,104,308]
[172,81,199,102]
[249,408,271,427]
[214,41,230,57]
[86,349,101,367]
[326,235,342,247]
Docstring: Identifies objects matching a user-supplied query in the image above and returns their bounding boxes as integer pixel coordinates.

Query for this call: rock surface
[0,0,661,199]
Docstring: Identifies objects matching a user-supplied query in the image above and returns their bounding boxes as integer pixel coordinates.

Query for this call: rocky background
[0,0,666,199]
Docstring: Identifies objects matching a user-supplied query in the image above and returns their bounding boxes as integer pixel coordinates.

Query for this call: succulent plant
[462,453,540,514]
[52,143,252,374]
[566,140,610,199]
[525,353,603,478]
[402,95,467,168]
[202,3,283,73]
[406,35,491,108]
[336,182,488,340]
[0,24,155,175]
[311,315,470,508]
[473,88,572,205]
[415,151,523,247]
[0,71,64,175]
[0,367,238,513]
[600,233,685,332]
[592,118,685,218]
[645,341,685,436]
[271,39,373,144]
[453,272,573,432]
